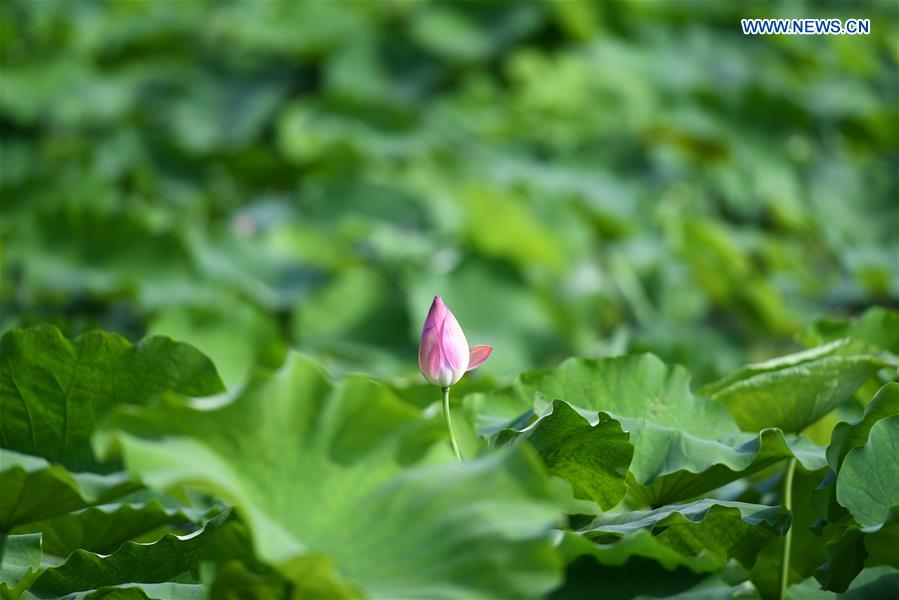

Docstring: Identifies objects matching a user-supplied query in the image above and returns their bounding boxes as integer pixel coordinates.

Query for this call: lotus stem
[442,386,463,461]
[779,457,798,600]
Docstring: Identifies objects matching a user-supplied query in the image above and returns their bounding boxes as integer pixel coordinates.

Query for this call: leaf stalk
[779,457,798,600]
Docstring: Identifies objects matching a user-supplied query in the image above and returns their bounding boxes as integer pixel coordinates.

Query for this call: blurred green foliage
[2,0,897,386]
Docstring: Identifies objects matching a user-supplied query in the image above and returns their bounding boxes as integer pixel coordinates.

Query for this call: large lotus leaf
[0,449,136,530]
[26,510,233,599]
[827,382,899,471]
[836,415,899,529]
[564,499,790,572]
[96,354,564,599]
[518,355,734,437]
[0,326,224,472]
[480,354,824,506]
[1,533,41,599]
[619,420,825,508]
[702,339,892,433]
[811,384,899,531]
[812,393,899,593]
[495,399,634,510]
[13,500,208,558]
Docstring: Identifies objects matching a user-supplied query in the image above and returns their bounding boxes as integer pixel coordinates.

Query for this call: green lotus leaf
[0,326,224,472]
[811,385,899,592]
[96,354,564,599]
[702,339,892,433]
[811,383,899,530]
[564,499,790,572]
[495,399,634,510]
[1,533,41,599]
[0,449,137,530]
[827,382,899,472]
[519,355,733,438]
[26,510,233,599]
[619,421,825,508]
[836,415,899,529]
[475,354,825,506]
[13,500,209,558]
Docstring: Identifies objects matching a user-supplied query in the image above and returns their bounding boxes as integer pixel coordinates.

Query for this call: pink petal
[419,335,443,384]
[439,302,469,374]
[419,297,447,383]
[421,296,447,339]
[466,345,493,371]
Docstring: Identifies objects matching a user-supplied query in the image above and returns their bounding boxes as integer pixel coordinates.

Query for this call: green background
[2,0,897,385]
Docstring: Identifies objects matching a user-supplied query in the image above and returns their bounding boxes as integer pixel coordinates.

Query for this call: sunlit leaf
[96,354,564,599]
[496,399,634,510]
[703,340,891,433]
[476,354,825,506]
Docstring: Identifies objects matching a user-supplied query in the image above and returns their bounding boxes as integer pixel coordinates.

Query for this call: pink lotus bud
[419,296,493,388]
